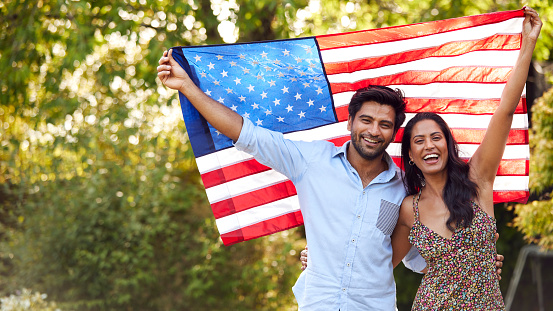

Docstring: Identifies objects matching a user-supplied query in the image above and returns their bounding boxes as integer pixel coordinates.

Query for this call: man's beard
[351,133,391,161]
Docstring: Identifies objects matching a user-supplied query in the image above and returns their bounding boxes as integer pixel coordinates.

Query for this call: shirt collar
[334,141,400,182]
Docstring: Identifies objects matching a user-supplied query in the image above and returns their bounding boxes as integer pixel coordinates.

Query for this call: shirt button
[357,215,361,219]
[342,288,346,292]
[363,191,365,195]
[347,263,351,267]
[352,239,355,243]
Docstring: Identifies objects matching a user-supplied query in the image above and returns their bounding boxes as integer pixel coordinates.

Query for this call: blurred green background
[1,0,553,310]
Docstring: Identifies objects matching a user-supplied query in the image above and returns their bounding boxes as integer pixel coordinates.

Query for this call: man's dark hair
[400,112,479,231]
[348,85,407,132]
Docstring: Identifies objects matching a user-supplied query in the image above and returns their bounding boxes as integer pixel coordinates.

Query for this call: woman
[391,7,541,310]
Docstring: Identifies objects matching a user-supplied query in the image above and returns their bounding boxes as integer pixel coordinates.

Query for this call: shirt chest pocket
[375,199,400,236]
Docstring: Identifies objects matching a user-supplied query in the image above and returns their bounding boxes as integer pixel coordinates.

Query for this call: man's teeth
[424,154,439,160]
[363,137,378,143]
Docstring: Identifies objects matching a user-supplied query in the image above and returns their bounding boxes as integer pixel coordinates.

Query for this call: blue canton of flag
[173,38,338,157]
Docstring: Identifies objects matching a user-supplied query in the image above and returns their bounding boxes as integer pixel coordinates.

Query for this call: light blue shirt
[235,118,426,311]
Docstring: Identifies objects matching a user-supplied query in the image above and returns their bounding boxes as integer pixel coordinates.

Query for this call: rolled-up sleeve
[402,246,427,273]
[234,118,310,182]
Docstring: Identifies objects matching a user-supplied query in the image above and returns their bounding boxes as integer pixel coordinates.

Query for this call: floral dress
[408,191,505,310]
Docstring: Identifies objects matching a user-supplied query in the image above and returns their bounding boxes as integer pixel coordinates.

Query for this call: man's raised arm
[157,49,243,141]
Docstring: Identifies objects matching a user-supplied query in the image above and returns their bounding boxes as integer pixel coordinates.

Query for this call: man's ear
[347,115,352,131]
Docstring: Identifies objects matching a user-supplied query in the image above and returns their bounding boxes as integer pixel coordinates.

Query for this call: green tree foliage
[513,87,553,250]
[1,0,553,310]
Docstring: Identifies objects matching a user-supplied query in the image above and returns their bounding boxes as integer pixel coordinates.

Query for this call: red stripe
[391,157,528,176]
[326,129,528,145]
[220,211,304,246]
[323,34,520,75]
[330,67,514,94]
[315,10,523,50]
[394,128,529,145]
[334,98,526,118]
[211,180,296,218]
[202,159,271,189]
[492,191,529,204]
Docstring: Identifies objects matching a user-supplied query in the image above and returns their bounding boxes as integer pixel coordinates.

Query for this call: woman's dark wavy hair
[348,85,406,133]
[401,112,478,231]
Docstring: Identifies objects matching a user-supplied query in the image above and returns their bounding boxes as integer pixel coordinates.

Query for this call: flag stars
[216,55,224,60]
[296,58,303,63]
[205,89,212,96]
[286,105,294,112]
[319,105,327,112]
[287,65,294,70]
[194,55,202,62]
[230,104,238,111]
[307,99,314,106]
[256,119,263,126]
[252,60,259,66]
[213,80,221,86]
[200,72,207,78]
[303,82,311,88]
[264,109,272,116]
[215,130,221,135]
[268,80,276,87]
[239,54,246,59]
[274,59,281,65]
[281,86,289,94]
[316,87,323,94]
[298,111,306,118]
[221,70,228,77]
[207,62,215,70]
[234,77,241,85]
[226,87,233,94]
[230,61,237,67]
[277,72,285,78]
[304,46,313,54]
[261,51,268,58]
[309,63,317,68]
[294,93,302,100]
[247,85,255,92]
[277,116,285,122]
[217,97,225,104]
[239,95,246,102]
[260,91,268,99]
[265,66,272,71]
[243,68,251,74]
[243,112,250,118]
[256,74,264,80]
[252,103,259,109]
[290,77,298,82]
[273,99,281,106]
[282,49,290,56]
[299,71,307,76]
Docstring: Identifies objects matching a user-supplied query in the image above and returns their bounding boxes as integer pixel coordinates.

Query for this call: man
[157,49,491,310]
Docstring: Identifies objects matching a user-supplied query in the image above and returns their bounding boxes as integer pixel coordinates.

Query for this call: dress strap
[412,190,422,221]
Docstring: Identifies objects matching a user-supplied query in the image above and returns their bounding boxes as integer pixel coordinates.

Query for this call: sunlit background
[1,0,553,310]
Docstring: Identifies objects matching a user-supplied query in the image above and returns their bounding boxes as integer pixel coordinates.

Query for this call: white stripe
[327,50,519,84]
[215,196,300,234]
[205,169,289,203]
[332,83,526,108]
[321,18,523,63]
[403,113,528,129]
[493,176,529,191]
[385,143,529,159]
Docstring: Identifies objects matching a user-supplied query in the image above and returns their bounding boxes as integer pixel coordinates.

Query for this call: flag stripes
[178,9,529,245]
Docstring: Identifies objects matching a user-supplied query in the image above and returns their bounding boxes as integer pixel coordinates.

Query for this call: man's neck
[346,143,388,188]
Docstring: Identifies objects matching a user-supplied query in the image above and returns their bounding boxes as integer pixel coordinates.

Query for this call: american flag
[172,9,529,246]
